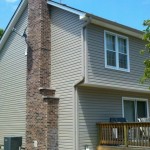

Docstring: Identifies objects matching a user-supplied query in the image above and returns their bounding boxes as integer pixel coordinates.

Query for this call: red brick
[26,0,58,149]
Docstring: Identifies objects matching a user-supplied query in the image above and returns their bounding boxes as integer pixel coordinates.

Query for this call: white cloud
[5,0,18,3]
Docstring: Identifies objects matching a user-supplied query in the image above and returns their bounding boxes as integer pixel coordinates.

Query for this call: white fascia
[47,1,87,20]
[0,0,27,51]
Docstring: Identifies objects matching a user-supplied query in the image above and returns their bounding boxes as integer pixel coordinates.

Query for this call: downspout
[73,16,91,150]
[81,17,92,81]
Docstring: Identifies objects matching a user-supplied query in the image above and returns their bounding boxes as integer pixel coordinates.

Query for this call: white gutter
[0,0,27,51]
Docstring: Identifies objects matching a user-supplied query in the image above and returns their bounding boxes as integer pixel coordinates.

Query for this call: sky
[0,0,150,31]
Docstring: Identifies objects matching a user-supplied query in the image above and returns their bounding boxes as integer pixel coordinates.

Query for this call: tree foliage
[140,20,150,84]
[0,28,4,39]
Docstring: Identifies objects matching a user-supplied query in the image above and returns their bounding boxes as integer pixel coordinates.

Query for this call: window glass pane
[106,34,115,51]
[107,51,116,66]
[119,54,127,69]
[118,38,127,54]
[137,101,147,118]
[124,100,135,122]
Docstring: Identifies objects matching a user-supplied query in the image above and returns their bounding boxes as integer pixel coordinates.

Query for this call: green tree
[0,28,4,39]
[140,20,150,85]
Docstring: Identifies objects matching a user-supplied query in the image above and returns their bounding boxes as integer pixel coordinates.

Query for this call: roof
[0,0,143,51]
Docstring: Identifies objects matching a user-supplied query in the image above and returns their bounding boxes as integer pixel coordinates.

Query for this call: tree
[140,20,150,85]
[0,28,4,39]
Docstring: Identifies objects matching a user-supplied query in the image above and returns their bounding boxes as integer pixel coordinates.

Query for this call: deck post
[124,124,128,147]
[98,125,102,145]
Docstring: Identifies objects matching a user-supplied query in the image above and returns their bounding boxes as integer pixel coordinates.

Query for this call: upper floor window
[104,31,130,72]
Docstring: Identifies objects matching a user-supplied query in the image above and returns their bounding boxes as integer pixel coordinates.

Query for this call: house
[0,0,150,150]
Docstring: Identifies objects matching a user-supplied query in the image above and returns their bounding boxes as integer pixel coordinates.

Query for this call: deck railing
[97,122,150,147]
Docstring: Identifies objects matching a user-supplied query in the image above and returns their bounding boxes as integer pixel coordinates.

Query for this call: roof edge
[47,1,87,20]
[0,0,27,51]
[89,14,143,39]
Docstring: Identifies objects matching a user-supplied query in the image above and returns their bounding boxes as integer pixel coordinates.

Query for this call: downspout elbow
[73,76,85,87]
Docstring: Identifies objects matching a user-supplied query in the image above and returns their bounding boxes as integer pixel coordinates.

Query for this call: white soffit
[47,1,86,20]
[0,0,27,51]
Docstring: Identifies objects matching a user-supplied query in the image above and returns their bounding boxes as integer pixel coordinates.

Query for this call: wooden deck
[97,122,150,148]
[97,145,150,150]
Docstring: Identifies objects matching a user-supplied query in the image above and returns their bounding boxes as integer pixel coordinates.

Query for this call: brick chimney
[26,0,58,149]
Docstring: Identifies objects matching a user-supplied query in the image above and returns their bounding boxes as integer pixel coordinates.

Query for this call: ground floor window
[122,97,149,122]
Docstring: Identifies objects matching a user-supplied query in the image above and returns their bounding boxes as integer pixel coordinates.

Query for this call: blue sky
[0,0,150,31]
[0,0,21,29]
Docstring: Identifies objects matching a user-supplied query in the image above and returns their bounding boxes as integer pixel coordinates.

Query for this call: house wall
[86,24,148,90]
[0,7,27,146]
[78,86,150,150]
[51,6,84,150]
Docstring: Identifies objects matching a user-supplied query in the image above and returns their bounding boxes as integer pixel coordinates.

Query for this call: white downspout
[73,17,91,150]
[81,17,92,80]
[73,78,84,150]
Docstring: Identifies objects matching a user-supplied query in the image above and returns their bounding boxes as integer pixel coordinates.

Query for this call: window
[104,31,130,72]
[122,97,149,122]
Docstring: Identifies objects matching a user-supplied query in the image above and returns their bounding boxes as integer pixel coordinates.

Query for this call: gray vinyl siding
[51,7,83,150]
[78,86,150,150]
[87,24,148,90]
[0,7,27,146]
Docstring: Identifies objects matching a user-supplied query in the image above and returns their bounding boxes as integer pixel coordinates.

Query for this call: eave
[87,14,143,39]
[47,1,86,20]
[81,83,150,94]
[0,0,27,51]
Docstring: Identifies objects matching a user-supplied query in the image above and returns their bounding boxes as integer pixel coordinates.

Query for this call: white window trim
[104,30,130,72]
[122,97,149,121]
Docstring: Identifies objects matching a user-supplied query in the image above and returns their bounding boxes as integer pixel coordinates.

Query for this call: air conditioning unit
[4,137,22,150]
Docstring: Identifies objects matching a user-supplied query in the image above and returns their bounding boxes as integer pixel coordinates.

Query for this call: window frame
[122,97,149,122]
[104,30,130,72]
